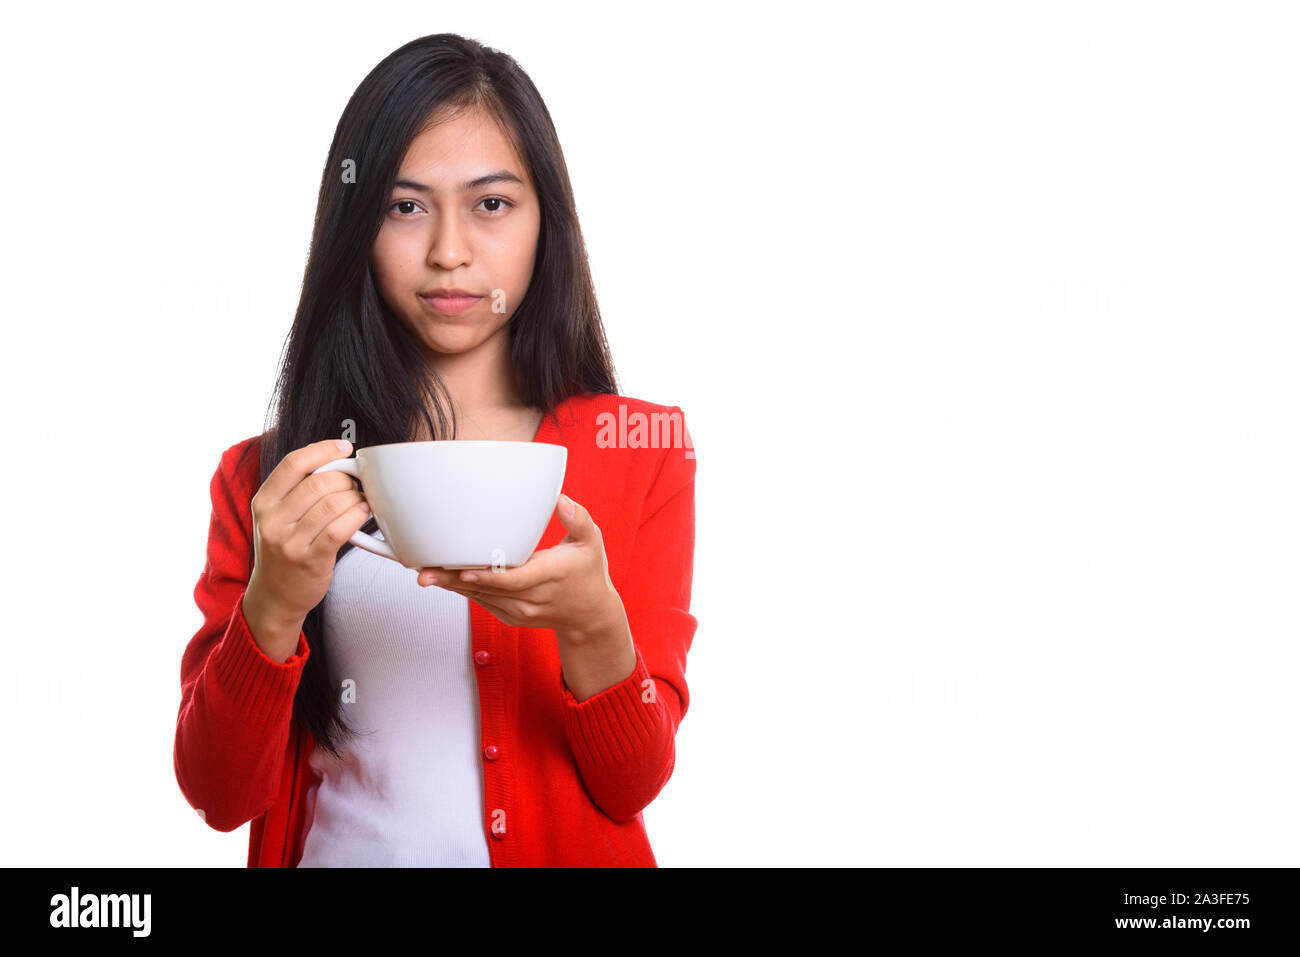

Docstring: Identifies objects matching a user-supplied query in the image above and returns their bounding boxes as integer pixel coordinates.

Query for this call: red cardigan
[173,392,697,866]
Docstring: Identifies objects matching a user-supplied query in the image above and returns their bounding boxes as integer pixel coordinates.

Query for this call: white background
[0,0,1296,867]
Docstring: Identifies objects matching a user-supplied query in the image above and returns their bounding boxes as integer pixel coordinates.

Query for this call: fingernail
[335,439,351,452]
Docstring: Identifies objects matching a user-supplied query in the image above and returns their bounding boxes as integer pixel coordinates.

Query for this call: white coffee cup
[311,440,568,570]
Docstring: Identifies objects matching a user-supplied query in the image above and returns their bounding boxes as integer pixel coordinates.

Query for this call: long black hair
[255,33,619,757]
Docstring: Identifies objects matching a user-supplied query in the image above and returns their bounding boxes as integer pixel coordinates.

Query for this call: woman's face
[371,106,540,364]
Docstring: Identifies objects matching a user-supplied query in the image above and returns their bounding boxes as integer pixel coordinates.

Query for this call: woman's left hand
[416,493,625,644]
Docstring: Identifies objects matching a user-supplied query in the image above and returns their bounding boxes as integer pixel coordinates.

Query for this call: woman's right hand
[241,439,371,659]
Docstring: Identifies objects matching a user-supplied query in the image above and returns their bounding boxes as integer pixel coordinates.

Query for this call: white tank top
[296,532,491,867]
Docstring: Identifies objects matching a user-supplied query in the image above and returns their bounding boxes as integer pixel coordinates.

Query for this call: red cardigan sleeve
[560,409,698,821]
[173,441,311,832]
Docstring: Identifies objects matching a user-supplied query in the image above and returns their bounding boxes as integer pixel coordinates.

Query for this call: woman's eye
[389,198,512,217]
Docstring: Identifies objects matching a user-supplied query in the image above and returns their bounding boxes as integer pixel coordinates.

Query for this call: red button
[474,650,492,666]
[483,745,499,761]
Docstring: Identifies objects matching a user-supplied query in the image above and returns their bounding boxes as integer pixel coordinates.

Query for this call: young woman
[173,33,697,867]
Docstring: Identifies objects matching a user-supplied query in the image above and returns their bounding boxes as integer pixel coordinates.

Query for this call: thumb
[555,493,593,544]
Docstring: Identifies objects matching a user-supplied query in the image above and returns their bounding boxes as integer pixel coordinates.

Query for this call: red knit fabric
[174,392,696,866]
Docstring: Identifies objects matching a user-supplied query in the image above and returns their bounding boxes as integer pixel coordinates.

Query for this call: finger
[418,553,555,591]
[428,573,518,603]
[443,583,545,627]
[436,581,501,603]
[256,439,354,513]
[279,468,362,526]
[285,488,365,552]
[554,493,600,545]
[308,492,372,552]
[439,577,552,609]
[458,591,526,627]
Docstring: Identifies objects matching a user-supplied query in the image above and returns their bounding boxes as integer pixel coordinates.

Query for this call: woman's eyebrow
[393,170,524,193]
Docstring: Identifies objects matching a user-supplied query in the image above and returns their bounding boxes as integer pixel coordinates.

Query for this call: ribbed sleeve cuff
[206,588,311,726]
[561,646,665,767]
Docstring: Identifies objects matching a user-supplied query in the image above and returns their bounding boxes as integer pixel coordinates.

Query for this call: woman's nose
[427,213,471,269]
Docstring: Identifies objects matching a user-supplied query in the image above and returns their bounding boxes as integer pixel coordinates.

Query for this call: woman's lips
[419,293,482,316]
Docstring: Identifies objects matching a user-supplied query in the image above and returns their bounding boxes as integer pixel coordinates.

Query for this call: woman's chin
[418,329,483,357]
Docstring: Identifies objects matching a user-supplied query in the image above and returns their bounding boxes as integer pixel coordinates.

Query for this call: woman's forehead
[399,109,531,190]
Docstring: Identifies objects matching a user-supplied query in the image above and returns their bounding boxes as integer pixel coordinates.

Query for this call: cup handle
[311,457,401,563]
